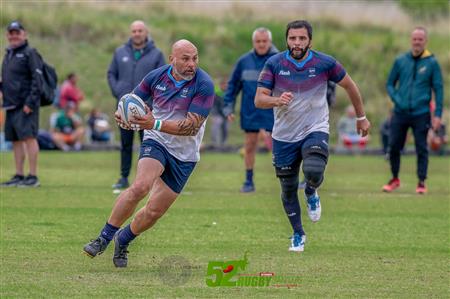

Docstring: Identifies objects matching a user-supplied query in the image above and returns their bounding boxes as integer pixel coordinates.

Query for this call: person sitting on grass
[87,108,112,143]
[337,105,369,150]
[50,102,85,151]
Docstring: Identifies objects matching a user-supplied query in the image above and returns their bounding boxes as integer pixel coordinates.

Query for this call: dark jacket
[107,38,165,101]
[386,50,443,117]
[223,46,278,131]
[1,41,42,110]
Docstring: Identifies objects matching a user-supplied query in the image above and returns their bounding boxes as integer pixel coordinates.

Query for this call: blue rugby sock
[246,169,254,184]
[282,199,305,236]
[100,222,119,243]
[118,224,137,246]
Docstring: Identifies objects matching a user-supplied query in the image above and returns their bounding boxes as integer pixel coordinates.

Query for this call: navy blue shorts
[272,132,329,174]
[139,139,196,194]
[244,129,272,133]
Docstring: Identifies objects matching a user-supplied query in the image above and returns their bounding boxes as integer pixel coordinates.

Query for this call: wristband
[153,119,162,131]
[356,115,367,121]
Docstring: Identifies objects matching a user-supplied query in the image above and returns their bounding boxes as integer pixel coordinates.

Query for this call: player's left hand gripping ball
[114,111,131,130]
[117,93,147,130]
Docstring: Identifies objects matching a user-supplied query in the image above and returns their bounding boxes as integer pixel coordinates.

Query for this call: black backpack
[29,49,58,107]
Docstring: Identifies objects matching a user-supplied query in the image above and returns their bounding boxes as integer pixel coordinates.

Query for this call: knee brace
[302,152,327,188]
[275,163,300,202]
[279,174,299,203]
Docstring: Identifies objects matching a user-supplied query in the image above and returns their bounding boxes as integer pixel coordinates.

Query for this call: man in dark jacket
[382,26,444,194]
[1,21,41,187]
[108,20,165,189]
[223,27,278,193]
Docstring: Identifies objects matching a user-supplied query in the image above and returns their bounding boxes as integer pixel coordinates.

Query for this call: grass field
[0,151,449,298]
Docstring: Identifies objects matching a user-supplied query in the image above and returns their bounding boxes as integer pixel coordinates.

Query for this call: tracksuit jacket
[386,49,443,117]
[107,38,165,102]
[223,46,278,131]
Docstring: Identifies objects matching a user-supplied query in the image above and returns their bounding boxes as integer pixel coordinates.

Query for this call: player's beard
[173,59,196,81]
[288,42,310,60]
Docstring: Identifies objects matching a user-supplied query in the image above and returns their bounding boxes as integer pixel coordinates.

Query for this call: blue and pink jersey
[258,50,346,142]
[133,64,215,162]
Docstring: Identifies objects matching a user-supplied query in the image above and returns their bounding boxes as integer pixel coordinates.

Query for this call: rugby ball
[117,93,147,127]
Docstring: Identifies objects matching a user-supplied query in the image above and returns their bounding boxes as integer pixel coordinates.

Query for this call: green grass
[1,152,449,298]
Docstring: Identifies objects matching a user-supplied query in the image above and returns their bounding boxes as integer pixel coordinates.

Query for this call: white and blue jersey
[134,64,215,162]
[258,50,346,143]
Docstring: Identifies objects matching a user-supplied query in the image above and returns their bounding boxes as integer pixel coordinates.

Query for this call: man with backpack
[1,21,43,187]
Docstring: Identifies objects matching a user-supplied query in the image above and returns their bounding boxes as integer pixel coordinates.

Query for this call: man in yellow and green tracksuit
[383,26,444,194]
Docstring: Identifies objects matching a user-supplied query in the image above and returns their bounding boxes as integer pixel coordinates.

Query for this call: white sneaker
[305,191,321,222]
[288,233,306,252]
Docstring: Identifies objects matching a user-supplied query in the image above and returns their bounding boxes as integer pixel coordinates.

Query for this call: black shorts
[5,108,39,141]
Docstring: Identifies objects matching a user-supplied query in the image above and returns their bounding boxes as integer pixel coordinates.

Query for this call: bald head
[130,20,147,31]
[130,20,148,49]
[171,39,197,56]
[170,39,199,81]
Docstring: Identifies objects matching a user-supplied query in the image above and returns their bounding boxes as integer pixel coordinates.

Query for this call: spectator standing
[223,27,278,193]
[1,21,42,187]
[383,27,444,194]
[107,20,165,189]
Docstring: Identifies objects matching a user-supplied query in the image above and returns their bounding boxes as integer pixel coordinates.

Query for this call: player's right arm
[337,73,371,137]
[254,56,292,108]
[130,106,209,137]
[255,87,293,108]
[131,77,215,136]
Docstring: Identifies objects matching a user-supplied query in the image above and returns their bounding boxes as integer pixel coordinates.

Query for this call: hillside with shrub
[2,1,449,145]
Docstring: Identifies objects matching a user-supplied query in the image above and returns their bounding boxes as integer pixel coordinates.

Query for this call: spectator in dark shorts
[1,21,41,187]
[223,27,278,193]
